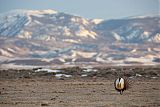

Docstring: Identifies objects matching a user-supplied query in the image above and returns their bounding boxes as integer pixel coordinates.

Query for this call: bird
[114,77,129,95]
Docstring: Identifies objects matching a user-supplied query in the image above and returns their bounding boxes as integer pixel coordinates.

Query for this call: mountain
[0,9,159,43]
[0,9,99,41]
[0,9,159,66]
[95,16,160,43]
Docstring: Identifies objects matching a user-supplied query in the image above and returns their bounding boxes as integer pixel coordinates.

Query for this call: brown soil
[0,67,160,107]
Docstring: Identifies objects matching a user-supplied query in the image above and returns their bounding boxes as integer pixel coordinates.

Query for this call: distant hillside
[0,9,159,66]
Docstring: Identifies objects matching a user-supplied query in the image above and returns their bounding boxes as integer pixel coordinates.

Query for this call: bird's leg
[120,90,123,95]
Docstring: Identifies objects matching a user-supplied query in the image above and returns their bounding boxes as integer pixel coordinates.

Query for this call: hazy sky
[0,0,159,19]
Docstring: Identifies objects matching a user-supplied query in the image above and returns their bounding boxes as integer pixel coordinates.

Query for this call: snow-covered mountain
[0,9,159,66]
[0,9,98,42]
[0,9,159,43]
[95,16,160,43]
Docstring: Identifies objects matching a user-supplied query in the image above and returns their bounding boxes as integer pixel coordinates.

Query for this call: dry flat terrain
[0,67,160,107]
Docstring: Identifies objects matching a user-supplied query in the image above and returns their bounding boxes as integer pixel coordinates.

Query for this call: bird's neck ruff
[116,78,125,90]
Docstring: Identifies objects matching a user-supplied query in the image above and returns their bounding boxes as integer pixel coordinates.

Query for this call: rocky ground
[0,66,160,107]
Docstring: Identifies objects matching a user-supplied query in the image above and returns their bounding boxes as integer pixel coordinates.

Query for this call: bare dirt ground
[0,67,160,107]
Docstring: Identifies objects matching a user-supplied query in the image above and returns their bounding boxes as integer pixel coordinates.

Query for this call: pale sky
[0,0,159,19]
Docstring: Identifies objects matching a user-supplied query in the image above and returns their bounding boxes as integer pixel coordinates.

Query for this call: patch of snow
[72,50,97,58]
[35,68,61,73]
[26,9,58,15]
[14,46,22,51]
[71,17,80,23]
[153,48,160,52]
[34,20,43,25]
[129,14,159,19]
[32,14,45,18]
[145,54,157,59]
[83,68,97,72]
[25,16,32,26]
[125,57,152,63]
[129,76,134,79]
[63,39,80,43]
[140,31,150,39]
[71,50,77,58]
[33,51,47,54]
[45,36,52,41]
[143,31,150,36]
[81,18,89,25]
[18,31,32,39]
[82,66,93,69]
[81,74,88,77]
[112,32,121,41]
[107,57,113,61]
[55,74,72,78]
[136,73,142,77]
[70,17,77,22]
[91,19,103,24]
[147,48,152,52]
[96,57,107,63]
[59,58,66,63]
[41,58,53,62]
[63,27,71,36]
[7,48,16,53]
[71,17,89,25]
[151,77,158,79]
[0,9,57,27]
[0,64,32,69]
[151,33,160,43]
[0,49,13,57]
[76,26,97,39]
[72,58,77,62]
[131,49,137,53]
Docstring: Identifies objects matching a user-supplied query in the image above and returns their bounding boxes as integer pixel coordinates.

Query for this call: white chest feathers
[115,78,125,90]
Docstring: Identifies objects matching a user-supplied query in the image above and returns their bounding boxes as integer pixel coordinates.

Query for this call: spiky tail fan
[123,77,133,90]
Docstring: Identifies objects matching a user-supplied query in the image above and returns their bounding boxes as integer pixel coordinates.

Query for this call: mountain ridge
[0,9,159,43]
[0,9,159,66]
